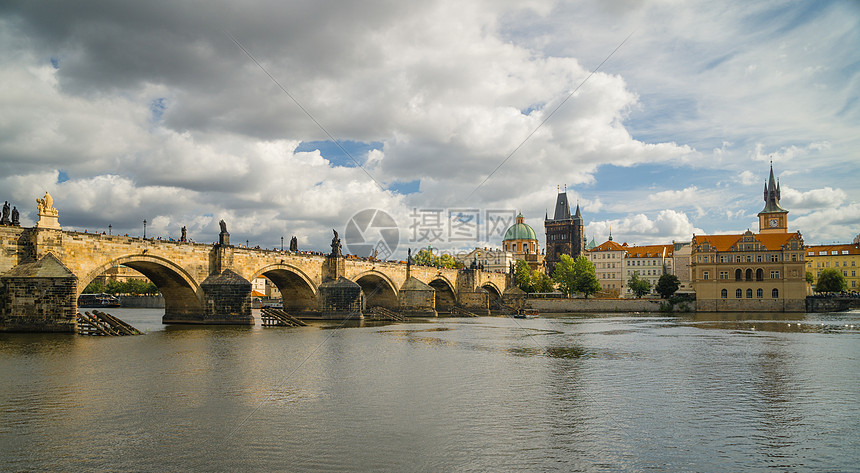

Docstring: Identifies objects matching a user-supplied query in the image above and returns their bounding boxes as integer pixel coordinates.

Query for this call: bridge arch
[252,263,318,313]
[353,270,399,310]
[80,254,204,317]
[429,277,457,313]
[481,283,502,307]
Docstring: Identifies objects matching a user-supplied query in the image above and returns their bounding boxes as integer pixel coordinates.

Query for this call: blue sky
[0,0,857,255]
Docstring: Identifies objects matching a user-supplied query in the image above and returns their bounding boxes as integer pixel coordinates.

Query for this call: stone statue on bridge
[218,220,230,246]
[180,225,187,242]
[330,229,342,257]
[36,191,58,216]
[289,236,298,252]
[11,206,19,226]
[35,191,60,229]
[0,201,9,225]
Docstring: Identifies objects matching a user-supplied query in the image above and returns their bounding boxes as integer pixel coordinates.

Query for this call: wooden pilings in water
[450,306,479,317]
[77,310,143,336]
[366,306,405,322]
[260,307,308,327]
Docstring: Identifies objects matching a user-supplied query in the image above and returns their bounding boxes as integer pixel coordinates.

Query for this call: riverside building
[691,165,807,311]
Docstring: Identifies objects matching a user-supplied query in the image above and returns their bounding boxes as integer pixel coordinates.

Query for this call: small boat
[78,293,122,308]
[513,309,539,319]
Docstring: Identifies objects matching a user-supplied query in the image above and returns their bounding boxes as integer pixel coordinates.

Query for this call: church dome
[503,214,537,241]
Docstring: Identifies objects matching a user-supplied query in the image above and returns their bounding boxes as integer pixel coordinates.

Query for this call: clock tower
[757,163,788,234]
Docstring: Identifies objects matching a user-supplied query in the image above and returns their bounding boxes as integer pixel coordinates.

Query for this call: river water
[1,309,859,472]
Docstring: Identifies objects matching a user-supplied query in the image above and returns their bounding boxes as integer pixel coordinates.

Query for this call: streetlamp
[143,219,147,239]
[281,236,284,251]
[108,224,112,235]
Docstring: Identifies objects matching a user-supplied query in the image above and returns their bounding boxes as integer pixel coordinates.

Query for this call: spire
[608,226,613,241]
[574,200,582,219]
[768,162,777,193]
[760,163,787,214]
[552,188,571,220]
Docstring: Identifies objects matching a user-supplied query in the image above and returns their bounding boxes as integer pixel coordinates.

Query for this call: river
[1,310,858,472]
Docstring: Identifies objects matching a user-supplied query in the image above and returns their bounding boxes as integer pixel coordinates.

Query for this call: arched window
[745,269,753,281]
[721,289,727,299]
[736,289,742,298]
[756,269,763,281]
[756,288,763,298]
[772,288,779,298]
[735,269,742,281]
[746,289,753,298]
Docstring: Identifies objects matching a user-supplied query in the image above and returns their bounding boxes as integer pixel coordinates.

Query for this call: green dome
[503,222,537,241]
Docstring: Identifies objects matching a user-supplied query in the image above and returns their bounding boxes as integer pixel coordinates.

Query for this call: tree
[530,270,555,293]
[552,254,600,298]
[805,271,815,284]
[437,253,456,269]
[552,254,576,296]
[816,268,847,294]
[655,274,680,299]
[628,272,651,298]
[515,259,532,292]
[83,280,108,294]
[413,248,435,266]
[571,256,601,298]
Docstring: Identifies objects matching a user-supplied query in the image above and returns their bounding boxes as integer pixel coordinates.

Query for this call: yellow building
[805,242,860,291]
[585,239,626,295]
[691,165,807,311]
[624,244,675,297]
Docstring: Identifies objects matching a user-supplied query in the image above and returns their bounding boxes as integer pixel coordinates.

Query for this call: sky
[1,0,858,259]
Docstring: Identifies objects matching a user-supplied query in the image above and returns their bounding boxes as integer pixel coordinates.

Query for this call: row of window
[811,250,851,255]
[698,253,797,263]
[816,270,857,277]
[704,269,780,280]
[721,288,779,299]
[504,243,537,253]
[810,260,857,268]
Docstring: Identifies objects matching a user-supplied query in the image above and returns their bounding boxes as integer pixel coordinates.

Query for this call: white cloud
[587,209,704,245]
[738,171,758,186]
[780,186,847,210]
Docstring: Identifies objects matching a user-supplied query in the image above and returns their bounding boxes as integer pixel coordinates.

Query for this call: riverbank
[525,297,693,313]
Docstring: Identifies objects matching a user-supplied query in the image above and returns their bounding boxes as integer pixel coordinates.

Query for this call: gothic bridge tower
[544,186,586,274]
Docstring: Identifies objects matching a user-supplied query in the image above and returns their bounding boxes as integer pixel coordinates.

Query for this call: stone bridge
[0,226,509,332]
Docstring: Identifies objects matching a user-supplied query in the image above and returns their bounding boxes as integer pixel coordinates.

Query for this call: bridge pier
[456,269,490,315]
[163,269,253,325]
[317,254,363,319]
[399,277,437,317]
[0,254,78,333]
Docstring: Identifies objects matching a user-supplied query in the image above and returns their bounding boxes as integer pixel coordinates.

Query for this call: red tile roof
[806,243,860,256]
[587,240,626,252]
[626,244,674,258]
[692,232,802,251]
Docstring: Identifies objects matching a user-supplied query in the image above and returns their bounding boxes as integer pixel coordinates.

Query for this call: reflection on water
[1,309,858,472]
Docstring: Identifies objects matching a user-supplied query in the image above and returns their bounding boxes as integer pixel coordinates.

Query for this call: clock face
[769,218,779,228]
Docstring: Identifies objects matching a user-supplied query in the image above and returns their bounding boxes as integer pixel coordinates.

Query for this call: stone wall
[528,298,674,313]
[120,295,166,308]
[695,297,805,312]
